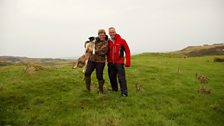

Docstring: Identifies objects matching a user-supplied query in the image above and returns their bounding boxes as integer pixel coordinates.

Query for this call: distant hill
[1,43,224,66]
[0,56,73,66]
[179,43,224,57]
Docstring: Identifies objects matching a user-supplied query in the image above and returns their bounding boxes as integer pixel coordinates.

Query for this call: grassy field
[0,53,224,126]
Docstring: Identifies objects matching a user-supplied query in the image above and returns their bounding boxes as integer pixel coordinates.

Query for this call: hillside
[0,53,224,126]
[0,56,73,66]
[179,43,224,57]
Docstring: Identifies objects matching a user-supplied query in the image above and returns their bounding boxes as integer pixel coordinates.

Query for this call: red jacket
[107,34,131,67]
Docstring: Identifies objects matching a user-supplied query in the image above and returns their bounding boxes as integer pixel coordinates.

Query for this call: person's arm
[123,40,131,67]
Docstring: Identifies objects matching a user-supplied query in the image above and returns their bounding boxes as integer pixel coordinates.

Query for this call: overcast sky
[0,0,224,58]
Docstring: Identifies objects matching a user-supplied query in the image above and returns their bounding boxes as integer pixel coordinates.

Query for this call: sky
[0,0,224,58]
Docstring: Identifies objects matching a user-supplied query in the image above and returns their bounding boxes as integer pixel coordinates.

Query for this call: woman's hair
[98,29,106,35]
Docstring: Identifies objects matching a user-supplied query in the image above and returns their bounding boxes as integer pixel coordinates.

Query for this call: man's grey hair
[108,27,116,31]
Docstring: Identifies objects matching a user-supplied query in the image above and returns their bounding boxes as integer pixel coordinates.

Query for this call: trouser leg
[116,63,128,96]
[84,61,95,91]
[98,79,105,93]
[108,63,118,91]
[95,62,105,93]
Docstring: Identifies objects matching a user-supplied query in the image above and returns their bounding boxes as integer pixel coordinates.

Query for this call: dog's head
[88,36,95,42]
[88,37,97,43]
[84,36,96,48]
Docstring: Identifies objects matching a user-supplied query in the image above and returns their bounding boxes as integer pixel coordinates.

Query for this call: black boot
[119,79,128,97]
[98,80,105,94]
[85,76,91,92]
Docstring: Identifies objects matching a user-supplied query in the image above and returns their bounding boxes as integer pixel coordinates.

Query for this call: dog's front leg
[92,45,95,55]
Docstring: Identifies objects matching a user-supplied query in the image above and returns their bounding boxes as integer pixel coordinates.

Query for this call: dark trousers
[85,61,105,81]
[108,62,127,95]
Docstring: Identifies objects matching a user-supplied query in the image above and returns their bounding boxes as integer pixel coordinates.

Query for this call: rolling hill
[179,43,224,57]
[0,56,74,66]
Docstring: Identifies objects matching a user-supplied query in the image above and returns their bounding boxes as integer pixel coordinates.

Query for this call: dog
[73,37,97,72]
[85,36,96,55]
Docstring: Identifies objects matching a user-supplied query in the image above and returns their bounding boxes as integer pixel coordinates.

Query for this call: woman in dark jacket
[85,29,108,93]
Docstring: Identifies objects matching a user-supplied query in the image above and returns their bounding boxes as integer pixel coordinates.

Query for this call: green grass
[0,53,224,126]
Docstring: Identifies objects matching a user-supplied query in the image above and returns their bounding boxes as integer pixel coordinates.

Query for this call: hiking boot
[121,93,128,97]
[85,76,91,92]
[121,89,128,97]
[98,80,105,94]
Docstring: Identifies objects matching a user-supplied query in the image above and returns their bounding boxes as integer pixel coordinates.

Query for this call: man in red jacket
[107,27,131,97]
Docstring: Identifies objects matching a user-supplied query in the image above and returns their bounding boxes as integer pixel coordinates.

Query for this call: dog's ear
[88,36,95,41]
[105,35,108,41]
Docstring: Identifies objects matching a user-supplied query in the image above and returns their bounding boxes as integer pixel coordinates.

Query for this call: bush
[214,57,224,62]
